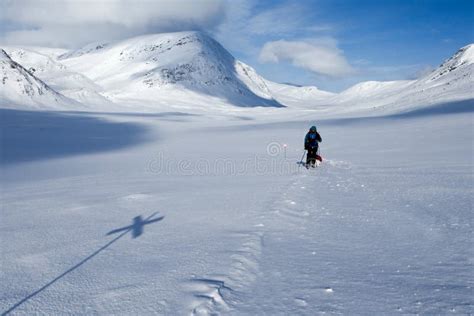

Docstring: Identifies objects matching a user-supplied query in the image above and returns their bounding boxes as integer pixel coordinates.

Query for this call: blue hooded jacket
[304,130,322,150]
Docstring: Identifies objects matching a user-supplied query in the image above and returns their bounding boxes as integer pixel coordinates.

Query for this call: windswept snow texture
[1,104,473,314]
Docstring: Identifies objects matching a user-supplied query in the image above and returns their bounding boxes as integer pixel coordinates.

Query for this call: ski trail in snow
[273,159,354,227]
[230,159,359,315]
[184,160,354,315]
[273,178,312,226]
[235,155,473,314]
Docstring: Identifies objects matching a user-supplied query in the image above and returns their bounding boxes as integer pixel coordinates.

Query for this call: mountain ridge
[1,33,472,115]
[59,31,283,108]
[0,49,80,109]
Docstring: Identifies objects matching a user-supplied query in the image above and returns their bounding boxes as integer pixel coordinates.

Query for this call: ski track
[185,159,353,315]
[250,159,357,315]
[273,159,356,229]
[185,155,473,315]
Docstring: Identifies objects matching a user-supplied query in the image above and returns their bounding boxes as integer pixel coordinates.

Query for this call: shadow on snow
[0,108,151,165]
[1,212,164,316]
[206,99,474,133]
[107,214,165,238]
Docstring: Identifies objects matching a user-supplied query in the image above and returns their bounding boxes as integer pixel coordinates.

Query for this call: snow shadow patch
[312,99,474,127]
[206,99,473,133]
[1,212,164,315]
[67,110,200,122]
[387,99,474,119]
[0,109,151,165]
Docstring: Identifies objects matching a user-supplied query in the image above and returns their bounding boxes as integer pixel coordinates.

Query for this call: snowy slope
[329,44,474,115]
[3,47,114,108]
[60,31,282,108]
[429,43,474,81]
[265,81,335,108]
[0,49,80,110]
[411,43,474,102]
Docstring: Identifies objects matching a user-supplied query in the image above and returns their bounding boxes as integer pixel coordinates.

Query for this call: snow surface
[1,105,473,315]
[1,32,473,315]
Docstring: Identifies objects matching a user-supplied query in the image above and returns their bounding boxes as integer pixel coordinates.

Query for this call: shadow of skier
[1,212,164,316]
[106,214,164,238]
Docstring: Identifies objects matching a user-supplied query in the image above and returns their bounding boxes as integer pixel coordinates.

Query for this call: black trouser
[306,146,318,165]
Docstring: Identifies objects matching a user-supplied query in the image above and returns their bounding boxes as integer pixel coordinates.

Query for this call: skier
[304,125,322,168]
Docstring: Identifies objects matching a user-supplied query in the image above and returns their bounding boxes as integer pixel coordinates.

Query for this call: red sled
[316,155,323,162]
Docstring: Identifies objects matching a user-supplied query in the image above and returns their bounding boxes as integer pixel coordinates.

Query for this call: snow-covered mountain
[58,32,282,108]
[429,44,474,81]
[264,81,335,108]
[328,44,474,115]
[0,49,79,110]
[1,32,472,115]
[2,46,123,108]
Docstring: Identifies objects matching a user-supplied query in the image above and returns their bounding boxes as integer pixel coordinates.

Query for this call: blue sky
[1,0,473,91]
[220,0,474,91]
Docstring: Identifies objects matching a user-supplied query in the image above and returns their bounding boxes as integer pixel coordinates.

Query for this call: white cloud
[259,39,355,77]
[245,2,310,36]
[213,0,257,55]
[213,1,332,57]
[0,0,225,48]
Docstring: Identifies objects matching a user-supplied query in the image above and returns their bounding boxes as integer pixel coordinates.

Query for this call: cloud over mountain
[0,0,225,48]
[259,39,354,77]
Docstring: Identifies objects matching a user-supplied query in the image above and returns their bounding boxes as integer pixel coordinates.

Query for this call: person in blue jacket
[304,125,322,168]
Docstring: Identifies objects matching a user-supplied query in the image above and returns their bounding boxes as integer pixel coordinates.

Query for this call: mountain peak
[424,43,474,82]
[58,31,282,107]
[446,44,474,66]
[457,43,474,63]
[58,31,217,60]
[437,43,474,70]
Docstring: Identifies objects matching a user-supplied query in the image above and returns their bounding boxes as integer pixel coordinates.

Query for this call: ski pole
[300,150,306,164]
